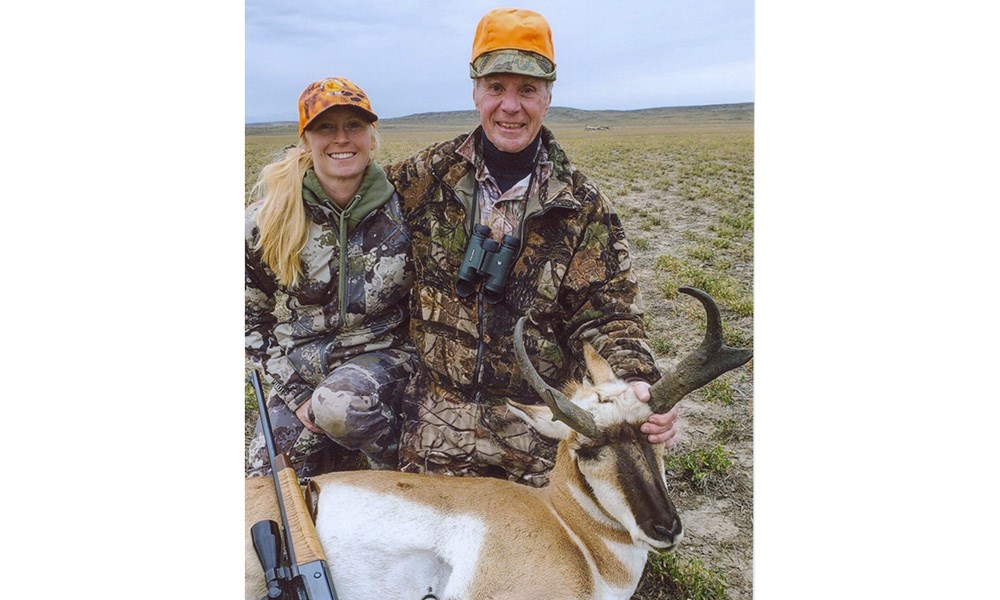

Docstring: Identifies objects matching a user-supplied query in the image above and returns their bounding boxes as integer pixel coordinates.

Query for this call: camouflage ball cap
[470,8,556,81]
[298,77,378,137]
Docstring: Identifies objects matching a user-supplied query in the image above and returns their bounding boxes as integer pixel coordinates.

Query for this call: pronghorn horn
[514,316,602,438]
[648,287,754,414]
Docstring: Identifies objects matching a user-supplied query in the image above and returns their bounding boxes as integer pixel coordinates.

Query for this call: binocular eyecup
[456,224,519,304]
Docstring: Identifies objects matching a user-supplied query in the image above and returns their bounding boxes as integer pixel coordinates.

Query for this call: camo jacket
[245,188,414,412]
[384,127,660,480]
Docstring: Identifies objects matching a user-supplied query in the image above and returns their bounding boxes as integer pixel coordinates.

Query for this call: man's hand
[629,380,679,447]
[294,400,324,434]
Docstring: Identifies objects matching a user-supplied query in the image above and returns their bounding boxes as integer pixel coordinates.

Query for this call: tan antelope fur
[247,348,682,600]
[245,288,752,600]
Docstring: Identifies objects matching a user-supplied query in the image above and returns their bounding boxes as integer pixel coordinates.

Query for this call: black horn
[514,316,602,438]
[648,287,753,414]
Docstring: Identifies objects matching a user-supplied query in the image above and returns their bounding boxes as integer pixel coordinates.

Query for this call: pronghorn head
[509,342,683,550]
[512,287,753,551]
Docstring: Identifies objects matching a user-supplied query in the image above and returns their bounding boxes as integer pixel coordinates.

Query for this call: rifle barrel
[250,370,298,568]
[249,370,339,599]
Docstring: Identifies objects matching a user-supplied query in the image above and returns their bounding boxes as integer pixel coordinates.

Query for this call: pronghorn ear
[507,401,573,440]
[583,343,616,386]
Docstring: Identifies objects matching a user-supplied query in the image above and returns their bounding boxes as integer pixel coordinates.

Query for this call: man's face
[473,74,551,153]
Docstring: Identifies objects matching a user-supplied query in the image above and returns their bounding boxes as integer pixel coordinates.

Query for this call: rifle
[249,369,339,600]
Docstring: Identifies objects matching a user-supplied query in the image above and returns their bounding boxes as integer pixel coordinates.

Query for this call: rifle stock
[273,455,327,565]
[250,370,338,600]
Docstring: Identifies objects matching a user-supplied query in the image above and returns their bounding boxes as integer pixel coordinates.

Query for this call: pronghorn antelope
[245,287,752,600]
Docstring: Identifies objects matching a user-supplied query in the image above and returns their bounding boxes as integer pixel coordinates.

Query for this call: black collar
[481,133,541,193]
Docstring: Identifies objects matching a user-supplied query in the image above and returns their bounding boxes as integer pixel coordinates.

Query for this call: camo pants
[247,348,417,477]
[398,373,559,488]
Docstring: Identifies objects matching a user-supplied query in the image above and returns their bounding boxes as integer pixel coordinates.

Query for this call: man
[385,8,677,487]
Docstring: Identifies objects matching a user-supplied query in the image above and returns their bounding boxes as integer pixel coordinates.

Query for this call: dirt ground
[595,132,753,600]
[629,260,754,599]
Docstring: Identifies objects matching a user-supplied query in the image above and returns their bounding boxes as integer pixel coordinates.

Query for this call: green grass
[713,418,742,443]
[649,336,672,355]
[244,378,259,454]
[721,322,753,349]
[631,236,652,251]
[713,418,738,441]
[655,255,753,318]
[684,242,717,262]
[666,443,733,487]
[703,378,735,405]
[716,210,753,234]
[245,380,256,411]
[644,551,728,600]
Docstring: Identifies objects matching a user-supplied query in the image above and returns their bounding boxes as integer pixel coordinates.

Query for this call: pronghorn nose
[654,519,684,544]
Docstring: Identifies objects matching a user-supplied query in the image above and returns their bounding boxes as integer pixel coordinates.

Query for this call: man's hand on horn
[629,381,680,447]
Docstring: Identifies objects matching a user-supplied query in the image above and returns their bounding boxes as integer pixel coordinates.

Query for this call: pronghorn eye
[576,444,603,461]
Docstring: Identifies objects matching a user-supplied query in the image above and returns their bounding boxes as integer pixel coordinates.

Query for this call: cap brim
[301,104,378,136]
[470,49,556,81]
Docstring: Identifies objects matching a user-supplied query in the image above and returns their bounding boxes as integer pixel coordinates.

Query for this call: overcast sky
[246,0,754,123]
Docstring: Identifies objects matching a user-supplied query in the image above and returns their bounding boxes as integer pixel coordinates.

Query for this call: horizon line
[245,101,754,127]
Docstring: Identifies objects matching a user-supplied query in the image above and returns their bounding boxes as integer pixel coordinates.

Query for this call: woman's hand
[629,380,680,447]
[295,400,325,434]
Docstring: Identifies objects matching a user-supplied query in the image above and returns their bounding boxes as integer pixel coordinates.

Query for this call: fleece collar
[300,163,395,324]
[301,163,394,237]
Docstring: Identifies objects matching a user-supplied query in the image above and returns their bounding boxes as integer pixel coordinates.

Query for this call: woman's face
[303,107,373,190]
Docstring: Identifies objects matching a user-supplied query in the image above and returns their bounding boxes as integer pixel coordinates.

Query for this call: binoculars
[456,224,520,304]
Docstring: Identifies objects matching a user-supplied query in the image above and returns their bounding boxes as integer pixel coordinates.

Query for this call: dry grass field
[245,104,754,600]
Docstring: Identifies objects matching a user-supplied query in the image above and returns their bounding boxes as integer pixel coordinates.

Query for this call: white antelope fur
[245,347,676,600]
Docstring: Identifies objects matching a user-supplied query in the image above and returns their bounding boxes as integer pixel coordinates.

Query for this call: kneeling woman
[246,77,414,475]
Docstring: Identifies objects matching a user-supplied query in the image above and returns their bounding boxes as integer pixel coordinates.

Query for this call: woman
[245,77,415,476]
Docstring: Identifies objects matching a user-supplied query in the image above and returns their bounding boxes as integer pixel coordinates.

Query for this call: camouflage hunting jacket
[384,126,660,408]
[245,169,414,412]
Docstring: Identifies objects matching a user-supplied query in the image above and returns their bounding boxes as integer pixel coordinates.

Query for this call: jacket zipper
[322,194,384,375]
[434,173,488,402]
[471,289,486,404]
[470,203,565,402]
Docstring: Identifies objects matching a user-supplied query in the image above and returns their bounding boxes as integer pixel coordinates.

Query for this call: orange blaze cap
[297,77,378,137]
[470,8,556,80]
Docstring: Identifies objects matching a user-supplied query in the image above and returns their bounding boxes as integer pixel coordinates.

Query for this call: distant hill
[246,102,753,136]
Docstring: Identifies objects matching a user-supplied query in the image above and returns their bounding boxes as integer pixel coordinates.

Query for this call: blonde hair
[251,123,380,288]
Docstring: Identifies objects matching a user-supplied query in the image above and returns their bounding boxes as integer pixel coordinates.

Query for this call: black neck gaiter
[482,133,541,193]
